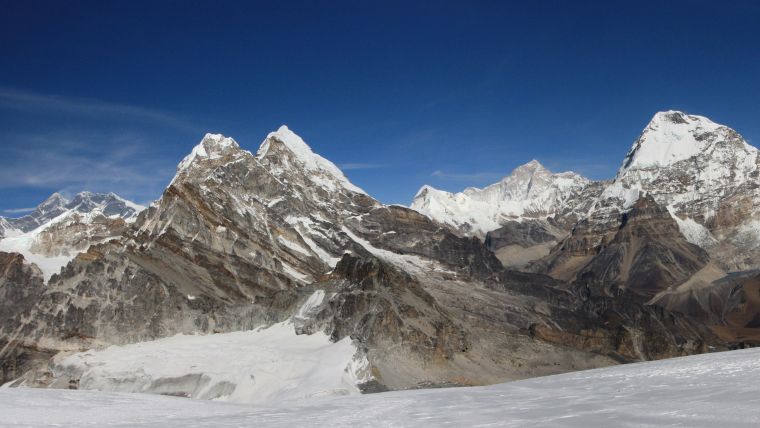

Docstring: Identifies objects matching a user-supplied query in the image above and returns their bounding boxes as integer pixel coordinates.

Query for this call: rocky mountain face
[573,195,710,301]
[414,111,760,274]
[521,113,758,276]
[0,252,54,384]
[409,109,760,350]
[0,126,720,392]
[599,111,760,272]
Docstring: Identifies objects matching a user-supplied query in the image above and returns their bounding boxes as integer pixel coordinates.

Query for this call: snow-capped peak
[176,133,241,173]
[617,110,727,175]
[411,161,594,236]
[0,191,145,280]
[513,159,548,173]
[257,125,366,194]
[593,111,760,267]
[66,191,145,220]
[37,192,69,215]
[413,184,439,200]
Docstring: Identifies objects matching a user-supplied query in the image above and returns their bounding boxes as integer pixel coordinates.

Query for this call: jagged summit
[39,192,67,208]
[170,127,366,195]
[411,160,595,236]
[256,125,366,195]
[413,184,438,200]
[33,193,69,218]
[176,133,242,173]
[513,159,548,173]
[258,125,311,158]
[605,110,759,210]
[67,192,145,218]
[618,110,739,175]
[3,192,144,230]
[0,191,145,279]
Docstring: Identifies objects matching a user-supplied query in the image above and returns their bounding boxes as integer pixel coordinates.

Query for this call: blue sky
[1,0,759,212]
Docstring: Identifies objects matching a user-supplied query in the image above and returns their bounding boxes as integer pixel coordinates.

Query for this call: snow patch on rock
[667,205,717,248]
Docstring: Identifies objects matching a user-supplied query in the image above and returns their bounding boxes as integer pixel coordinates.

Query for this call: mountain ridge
[0,191,144,279]
[0,124,719,397]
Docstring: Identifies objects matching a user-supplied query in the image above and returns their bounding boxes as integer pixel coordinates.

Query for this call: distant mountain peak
[38,192,69,213]
[512,159,547,173]
[412,160,595,236]
[0,191,145,279]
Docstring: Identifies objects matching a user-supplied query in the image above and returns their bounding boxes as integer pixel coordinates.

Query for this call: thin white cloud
[339,163,387,170]
[431,170,504,182]
[2,207,36,214]
[0,88,198,133]
[539,158,617,180]
[0,131,177,205]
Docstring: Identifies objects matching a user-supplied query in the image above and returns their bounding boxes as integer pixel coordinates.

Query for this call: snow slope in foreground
[3,347,760,427]
[38,321,370,404]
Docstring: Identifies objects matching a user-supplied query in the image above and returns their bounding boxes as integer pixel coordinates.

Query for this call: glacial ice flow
[3,347,760,427]
[43,320,369,405]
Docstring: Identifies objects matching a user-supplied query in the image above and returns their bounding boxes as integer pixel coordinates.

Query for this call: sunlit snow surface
[4,348,760,427]
[43,321,368,404]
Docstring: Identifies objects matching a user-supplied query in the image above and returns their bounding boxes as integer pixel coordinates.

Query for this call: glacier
[2,347,759,427]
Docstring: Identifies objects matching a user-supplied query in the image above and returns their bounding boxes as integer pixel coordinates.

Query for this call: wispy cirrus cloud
[339,163,388,170]
[0,88,202,207]
[431,170,504,182]
[2,207,36,214]
[0,88,199,133]
[0,130,177,206]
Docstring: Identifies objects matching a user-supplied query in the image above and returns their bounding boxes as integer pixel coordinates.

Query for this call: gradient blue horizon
[1,0,759,213]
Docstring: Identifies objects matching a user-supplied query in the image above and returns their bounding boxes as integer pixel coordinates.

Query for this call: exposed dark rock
[486,220,557,250]
[574,195,709,301]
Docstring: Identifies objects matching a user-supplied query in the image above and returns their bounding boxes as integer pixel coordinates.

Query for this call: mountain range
[1,111,758,402]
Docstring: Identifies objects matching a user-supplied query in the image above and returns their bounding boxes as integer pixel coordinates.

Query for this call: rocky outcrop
[485,219,563,268]
[0,252,52,385]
